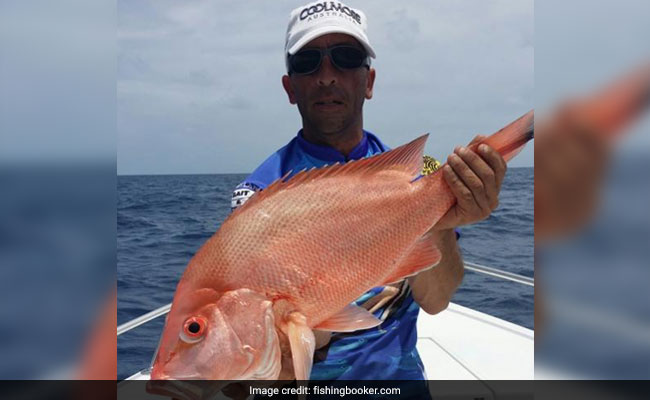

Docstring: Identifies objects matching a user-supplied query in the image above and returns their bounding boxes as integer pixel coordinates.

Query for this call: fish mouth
[150,362,202,380]
[150,372,199,380]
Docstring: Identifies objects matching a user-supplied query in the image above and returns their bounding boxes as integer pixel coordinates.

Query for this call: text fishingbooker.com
[250,384,402,397]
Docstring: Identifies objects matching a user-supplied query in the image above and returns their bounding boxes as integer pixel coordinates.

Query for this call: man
[231,1,506,380]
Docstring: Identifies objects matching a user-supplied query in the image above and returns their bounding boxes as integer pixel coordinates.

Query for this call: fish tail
[473,110,535,162]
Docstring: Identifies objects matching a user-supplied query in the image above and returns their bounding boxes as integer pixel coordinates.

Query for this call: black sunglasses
[288,45,369,75]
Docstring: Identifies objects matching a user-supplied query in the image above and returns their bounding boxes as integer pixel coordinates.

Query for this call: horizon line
[117,165,533,177]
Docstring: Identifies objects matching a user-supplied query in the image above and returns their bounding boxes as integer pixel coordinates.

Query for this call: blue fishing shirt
[231,130,432,381]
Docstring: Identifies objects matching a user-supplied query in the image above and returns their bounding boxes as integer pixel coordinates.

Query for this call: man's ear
[282,75,297,104]
[365,68,376,100]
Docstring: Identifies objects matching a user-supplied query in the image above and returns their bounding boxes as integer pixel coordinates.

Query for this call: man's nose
[316,55,337,86]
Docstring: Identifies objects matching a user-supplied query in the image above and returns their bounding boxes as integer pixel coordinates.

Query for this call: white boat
[119,261,534,385]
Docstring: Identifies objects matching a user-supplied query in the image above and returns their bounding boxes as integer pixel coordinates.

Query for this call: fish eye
[188,321,201,334]
[180,316,207,343]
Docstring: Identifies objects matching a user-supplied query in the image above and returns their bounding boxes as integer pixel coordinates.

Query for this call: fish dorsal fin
[229,134,429,219]
[381,232,442,285]
[314,304,382,332]
[286,312,315,381]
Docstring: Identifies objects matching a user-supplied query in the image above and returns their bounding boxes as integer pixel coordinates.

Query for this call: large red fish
[150,111,534,383]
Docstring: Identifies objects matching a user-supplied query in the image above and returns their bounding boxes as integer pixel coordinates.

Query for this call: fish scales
[185,172,443,326]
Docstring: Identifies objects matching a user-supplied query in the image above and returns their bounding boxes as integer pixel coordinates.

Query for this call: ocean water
[117,168,533,380]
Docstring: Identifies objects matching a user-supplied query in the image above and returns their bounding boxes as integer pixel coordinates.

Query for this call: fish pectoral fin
[381,232,442,285]
[286,312,316,381]
[314,304,382,332]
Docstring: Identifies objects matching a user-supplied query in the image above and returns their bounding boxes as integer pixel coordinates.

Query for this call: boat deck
[417,302,533,380]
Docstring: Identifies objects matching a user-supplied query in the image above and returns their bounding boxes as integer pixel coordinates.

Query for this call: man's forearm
[408,228,464,315]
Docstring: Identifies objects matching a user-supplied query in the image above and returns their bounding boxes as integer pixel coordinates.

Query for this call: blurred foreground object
[535,61,650,379]
[535,63,650,244]
[78,289,117,380]
[535,0,650,379]
[0,167,116,379]
[0,0,116,380]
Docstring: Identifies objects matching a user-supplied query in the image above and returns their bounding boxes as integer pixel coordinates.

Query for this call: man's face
[282,33,375,137]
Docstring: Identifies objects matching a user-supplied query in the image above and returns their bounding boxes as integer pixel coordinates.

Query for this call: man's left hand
[435,135,507,231]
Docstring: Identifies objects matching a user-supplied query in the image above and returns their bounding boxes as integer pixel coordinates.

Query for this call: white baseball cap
[284,1,376,70]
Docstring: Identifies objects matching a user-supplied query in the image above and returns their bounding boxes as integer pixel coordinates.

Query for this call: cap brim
[287,25,376,58]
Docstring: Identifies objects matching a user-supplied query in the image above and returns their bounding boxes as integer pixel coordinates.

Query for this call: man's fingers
[443,164,473,209]
[476,144,507,192]
[467,134,488,147]
[454,146,498,210]
[446,153,490,213]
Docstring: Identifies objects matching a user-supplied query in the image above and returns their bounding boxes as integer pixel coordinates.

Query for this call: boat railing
[117,261,533,337]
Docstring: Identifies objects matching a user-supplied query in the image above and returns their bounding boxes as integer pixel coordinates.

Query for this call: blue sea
[117,168,533,380]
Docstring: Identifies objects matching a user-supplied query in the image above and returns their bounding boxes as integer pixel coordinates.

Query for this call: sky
[1,0,115,164]
[117,0,534,175]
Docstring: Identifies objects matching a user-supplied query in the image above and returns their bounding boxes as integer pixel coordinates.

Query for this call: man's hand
[410,136,506,315]
[435,135,507,231]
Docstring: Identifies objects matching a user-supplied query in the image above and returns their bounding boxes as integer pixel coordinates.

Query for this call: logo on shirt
[231,186,258,211]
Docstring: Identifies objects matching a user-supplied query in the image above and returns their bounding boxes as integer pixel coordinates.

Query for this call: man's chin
[309,121,349,137]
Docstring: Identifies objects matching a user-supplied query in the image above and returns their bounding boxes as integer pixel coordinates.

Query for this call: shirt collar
[296,130,370,162]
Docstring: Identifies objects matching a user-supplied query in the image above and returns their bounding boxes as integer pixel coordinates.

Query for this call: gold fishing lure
[421,155,441,176]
